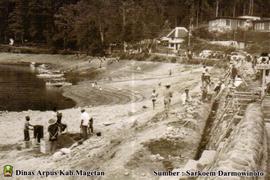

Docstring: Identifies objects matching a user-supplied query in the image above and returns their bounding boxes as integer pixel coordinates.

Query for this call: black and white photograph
[0,0,270,179]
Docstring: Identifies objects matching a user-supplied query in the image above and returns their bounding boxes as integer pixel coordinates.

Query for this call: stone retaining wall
[198,103,268,180]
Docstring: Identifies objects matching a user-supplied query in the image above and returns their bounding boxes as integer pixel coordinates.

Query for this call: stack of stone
[198,103,267,180]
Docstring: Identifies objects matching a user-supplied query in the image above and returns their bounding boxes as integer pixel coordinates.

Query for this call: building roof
[210,16,249,21]
[210,16,270,22]
[166,27,188,38]
[253,19,270,23]
[237,16,261,20]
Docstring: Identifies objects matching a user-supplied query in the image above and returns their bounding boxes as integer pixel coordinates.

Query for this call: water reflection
[0,64,75,111]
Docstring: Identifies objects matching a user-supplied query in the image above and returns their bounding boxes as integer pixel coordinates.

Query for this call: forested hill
[0,0,269,54]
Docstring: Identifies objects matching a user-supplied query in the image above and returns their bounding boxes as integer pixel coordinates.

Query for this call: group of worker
[151,82,193,118]
[150,65,220,117]
[23,108,94,154]
[201,65,235,101]
[151,83,175,118]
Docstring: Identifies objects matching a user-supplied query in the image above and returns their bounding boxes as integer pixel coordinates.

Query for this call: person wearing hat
[48,118,59,154]
[24,116,33,141]
[164,83,173,117]
[80,109,90,140]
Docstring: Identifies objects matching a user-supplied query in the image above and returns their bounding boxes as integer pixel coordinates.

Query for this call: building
[160,27,188,51]
[253,20,270,32]
[209,16,270,32]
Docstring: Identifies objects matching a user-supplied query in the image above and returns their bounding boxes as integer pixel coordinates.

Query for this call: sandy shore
[0,53,224,179]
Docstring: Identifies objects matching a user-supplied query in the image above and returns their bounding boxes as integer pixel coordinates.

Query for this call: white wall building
[161,27,188,51]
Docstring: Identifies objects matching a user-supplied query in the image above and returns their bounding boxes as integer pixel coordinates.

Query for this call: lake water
[0,64,76,111]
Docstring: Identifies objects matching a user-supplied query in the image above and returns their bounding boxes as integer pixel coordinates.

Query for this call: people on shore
[80,109,90,140]
[89,117,94,135]
[214,80,225,95]
[33,125,44,144]
[252,56,257,70]
[164,84,173,118]
[151,89,158,110]
[204,68,211,85]
[48,118,59,154]
[201,72,205,87]
[56,112,67,133]
[24,116,33,142]
[201,85,208,102]
[231,64,238,84]
[201,66,208,87]
[187,50,192,60]
[181,88,192,105]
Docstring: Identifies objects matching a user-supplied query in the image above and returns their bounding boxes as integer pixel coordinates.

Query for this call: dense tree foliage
[0,0,269,54]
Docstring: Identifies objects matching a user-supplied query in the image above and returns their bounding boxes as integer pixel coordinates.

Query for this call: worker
[201,72,205,87]
[24,116,33,142]
[88,117,94,135]
[201,66,208,87]
[187,50,192,60]
[252,56,257,70]
[181,88,192,105]
[231,64,238,83]
[151,89,158,110]
[80,109,90,140]
[56,112,67,133]
[201,85,208,102]
[33,125,44,144]
[204,68,211,85]
[48,118,59,154]
[214,80,225,95]
[164,83,173,117]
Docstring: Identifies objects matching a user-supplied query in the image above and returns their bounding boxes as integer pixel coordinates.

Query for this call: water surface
[0,64,75,111]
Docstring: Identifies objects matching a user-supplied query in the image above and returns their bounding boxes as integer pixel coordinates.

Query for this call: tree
[0,0,13,43]
[8,0,30,44]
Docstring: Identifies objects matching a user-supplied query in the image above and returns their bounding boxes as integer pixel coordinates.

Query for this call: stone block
[183,159,198,171]
[24,141,32,149]
[198,150,217,167]
[40,139,50,154]
[230,154,249,167]
[60,148,71,155]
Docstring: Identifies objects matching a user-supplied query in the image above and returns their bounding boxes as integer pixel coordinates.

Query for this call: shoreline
[0,52,225,179]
